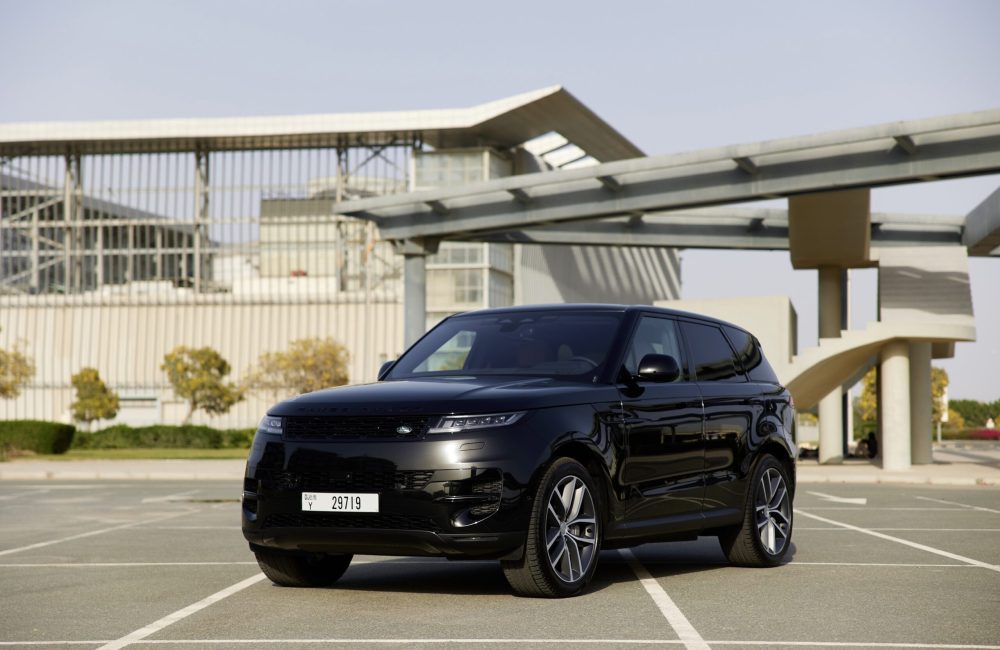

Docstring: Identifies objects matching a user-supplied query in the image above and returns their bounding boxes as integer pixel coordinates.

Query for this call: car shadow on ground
[324,536,797,596]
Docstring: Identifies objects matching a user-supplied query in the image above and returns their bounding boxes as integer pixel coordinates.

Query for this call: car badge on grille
[396,425,413,435]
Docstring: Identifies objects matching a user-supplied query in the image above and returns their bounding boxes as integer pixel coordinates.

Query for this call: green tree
[857,368,878,424]
[858,365,953,427]
[161,346,244,424]
[70,367,120,425]
[0,328,35,399]
[931,367,948,423]
[247,338,350,399]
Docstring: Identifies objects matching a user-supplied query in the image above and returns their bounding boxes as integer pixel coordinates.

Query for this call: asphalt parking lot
[1,480,998,650]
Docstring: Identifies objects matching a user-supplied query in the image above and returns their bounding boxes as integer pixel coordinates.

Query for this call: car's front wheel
[501,457,602,597]
[254,548,353,587]
[719,454,793,567]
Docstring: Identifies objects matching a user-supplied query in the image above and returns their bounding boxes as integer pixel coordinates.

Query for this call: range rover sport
[242,304,796,597]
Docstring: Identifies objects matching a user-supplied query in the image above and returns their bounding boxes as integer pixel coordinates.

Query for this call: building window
[454,269,482,304]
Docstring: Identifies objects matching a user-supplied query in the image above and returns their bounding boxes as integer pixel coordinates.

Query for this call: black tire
[501,457,602,597]
[254,548,353,587]
[719,454,793,567]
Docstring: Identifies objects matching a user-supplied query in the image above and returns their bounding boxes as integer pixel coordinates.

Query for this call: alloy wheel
[755,467,791,555]
[544,475,598,583]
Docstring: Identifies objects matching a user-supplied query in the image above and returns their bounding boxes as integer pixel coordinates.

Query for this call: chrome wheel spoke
[565,536,582,581]
[756,468,790,557]
[769,484,787,509]
[545,527,561,550]
[558,478,576,515]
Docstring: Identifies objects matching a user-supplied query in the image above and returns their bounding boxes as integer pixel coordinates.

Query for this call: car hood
[268,376,621,417]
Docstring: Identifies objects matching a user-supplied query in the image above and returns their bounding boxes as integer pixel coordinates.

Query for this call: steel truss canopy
[336,108,1000,256]
[0,86,641,160]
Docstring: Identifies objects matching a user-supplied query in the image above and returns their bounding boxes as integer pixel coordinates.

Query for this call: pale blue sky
[4,0,999,399]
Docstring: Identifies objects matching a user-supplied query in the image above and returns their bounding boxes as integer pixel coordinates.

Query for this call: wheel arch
[538,440,616,530]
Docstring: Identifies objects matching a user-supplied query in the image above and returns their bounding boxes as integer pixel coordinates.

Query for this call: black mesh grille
[469,478,503,517]
[284,415,431,441]
[263,513,440,532]
[268,469,434,492]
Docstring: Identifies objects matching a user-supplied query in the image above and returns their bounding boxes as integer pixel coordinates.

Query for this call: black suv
[242,304,796,597]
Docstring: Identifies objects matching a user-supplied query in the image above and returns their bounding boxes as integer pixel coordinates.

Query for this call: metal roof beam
[448,208,964,250]
[336,109,1000,241]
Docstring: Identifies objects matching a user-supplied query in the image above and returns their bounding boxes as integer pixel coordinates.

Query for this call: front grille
[284,415,431,441]
[269,469,434,492]
[263,513,440,532]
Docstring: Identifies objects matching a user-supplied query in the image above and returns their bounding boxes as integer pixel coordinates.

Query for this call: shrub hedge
[0,420,76,454]
[75,424,254,449]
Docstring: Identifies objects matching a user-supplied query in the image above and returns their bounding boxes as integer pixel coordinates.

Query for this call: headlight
[428,412,525,434]
[258,416,284,435]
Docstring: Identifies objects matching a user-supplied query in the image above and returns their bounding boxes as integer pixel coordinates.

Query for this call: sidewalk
[1,446,998,486]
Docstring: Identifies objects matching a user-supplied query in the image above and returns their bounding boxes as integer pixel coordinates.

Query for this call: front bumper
[241,432,539,558]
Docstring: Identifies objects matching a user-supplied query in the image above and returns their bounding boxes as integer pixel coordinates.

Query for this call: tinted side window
[625,316,688,381]
[724,326,780,384]
[681,321,745,382]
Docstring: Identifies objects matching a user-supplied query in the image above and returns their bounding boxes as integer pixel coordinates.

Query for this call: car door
[619,315,705,528]
[679,320,760,520]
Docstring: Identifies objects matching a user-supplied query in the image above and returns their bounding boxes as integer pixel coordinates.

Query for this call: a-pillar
[879,340,911,471]
[817,266,844,464]
[909,342,933,465]
[394,238,440,348]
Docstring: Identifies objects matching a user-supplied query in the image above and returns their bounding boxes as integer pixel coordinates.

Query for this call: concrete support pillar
[879,341,911,471]
[403,253,427,348]
[818,266,844,464]
[395,238,440,349]
[909,342,933,465]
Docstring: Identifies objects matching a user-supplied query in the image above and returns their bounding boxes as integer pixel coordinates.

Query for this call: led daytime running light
[429,412,525,434]
[259,416,284,435]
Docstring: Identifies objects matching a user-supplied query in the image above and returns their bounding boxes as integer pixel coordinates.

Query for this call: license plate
[301,492,379,513]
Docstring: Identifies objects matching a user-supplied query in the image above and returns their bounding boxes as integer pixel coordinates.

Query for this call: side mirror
[636,353,680,383]
[378,360,396,381]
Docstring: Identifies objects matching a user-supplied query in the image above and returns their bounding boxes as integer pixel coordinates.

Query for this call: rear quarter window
[724,326,781,384]
[680,321,745,382]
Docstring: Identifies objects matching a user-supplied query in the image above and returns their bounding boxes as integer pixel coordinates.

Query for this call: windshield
[387,311,624,381]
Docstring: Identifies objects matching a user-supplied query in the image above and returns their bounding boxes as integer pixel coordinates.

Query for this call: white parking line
[6,639,980,648]
[799,527,1000,532]
[0,510,192,557]
[806,491,868,505]
[0,561,258,567]
[618,548,709,650]
[787,562,975,567]
[141,489,201,504]
[800,507,963,511]
[914,496,1000,515]
[96,572,267,650]
[795,509,1000,573]
[0,488,50,502]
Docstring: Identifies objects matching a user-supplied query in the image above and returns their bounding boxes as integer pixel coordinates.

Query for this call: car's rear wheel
[501,457,602,597]
[719,454,793,567]
[254,548,353,587]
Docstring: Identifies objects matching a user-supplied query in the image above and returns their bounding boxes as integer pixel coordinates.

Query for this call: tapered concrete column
[818,266,844,464]
[394,238,440,349]
[403,254,427,347]
[879,341,911,471]
[909,342,933,465]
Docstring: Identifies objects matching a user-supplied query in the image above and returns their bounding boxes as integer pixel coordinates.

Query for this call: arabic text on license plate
[301,492,379,513]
